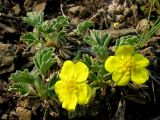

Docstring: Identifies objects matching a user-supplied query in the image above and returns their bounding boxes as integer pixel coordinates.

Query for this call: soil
[0,0,160,120]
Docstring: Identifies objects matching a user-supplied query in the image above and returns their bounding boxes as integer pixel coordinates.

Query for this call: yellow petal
[133,54,149,67]
[59,60,74,80]
[77,83,91,105]
[112,70,130,86]
[116,45,134,57]
[74,62,89,82]
[62,94,77,111]
[55,81,67,102]
[131,68,149,84]
[105,56,122,73]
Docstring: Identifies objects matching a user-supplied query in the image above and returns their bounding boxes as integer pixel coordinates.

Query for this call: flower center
[122,56,135,72]
[65,80,78,94]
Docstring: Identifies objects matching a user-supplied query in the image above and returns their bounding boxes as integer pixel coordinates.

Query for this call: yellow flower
[105,45,149,86]
[55,60,92,111]
[114,22,120,29]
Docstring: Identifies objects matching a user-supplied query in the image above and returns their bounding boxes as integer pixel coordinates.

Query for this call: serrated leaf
[53,16,69,30]
[20,32,39,44]
[116,35,140,48]
[9,83,30,95]
[34,48,56,76]
[9,69,34,83]
[75,21,94,34]
[40,59,54,76]
[85,30,111,47]
[36,20,56,33]
[23,12,44,27]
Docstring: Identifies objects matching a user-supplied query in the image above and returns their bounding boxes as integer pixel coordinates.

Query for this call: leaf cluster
[85,30,111,60]
[9,48,57,99]
[21,12,70,47]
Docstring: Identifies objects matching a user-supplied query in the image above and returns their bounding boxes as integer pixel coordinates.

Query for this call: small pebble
[108,4,116,15]
[116,4,124,14]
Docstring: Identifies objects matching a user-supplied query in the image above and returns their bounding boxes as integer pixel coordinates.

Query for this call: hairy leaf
[75,21,94,34]
[20,32,39,44]
[23,12,44,27]
[9,69,34,83]
[34,48,56,76]
[9,83,30,95]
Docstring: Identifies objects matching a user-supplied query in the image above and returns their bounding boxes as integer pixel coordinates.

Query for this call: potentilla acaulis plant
[9,12,160,119]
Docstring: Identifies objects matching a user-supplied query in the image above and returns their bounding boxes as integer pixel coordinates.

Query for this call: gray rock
[68,6,86,15]
[24,0,34,12]
[131,4,138,18]
[12,3,21,15]
[1,114,8,119]
[116,4,124,14]
[136,19,150,33]
[0,43,16,74]
[16,107,32,120]
[123,7,131,16]
[108,4,116,15]
[116,15,124,22]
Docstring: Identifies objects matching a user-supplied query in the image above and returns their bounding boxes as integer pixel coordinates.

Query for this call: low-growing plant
[9,48,57,99]
[85,30,111,60]
[8,11,160,119]
[21,12,70,48]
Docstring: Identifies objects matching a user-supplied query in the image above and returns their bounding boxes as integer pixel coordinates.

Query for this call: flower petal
[105,56,122,73]
[74,62,89,82]
[55,81,66,102]
[77,83,91,105]
[62,93,77,111]
[112,70,130,86]
[59,60,74,80]
[133,54,149,68]
[116,45,134,57]
[131,68,149,85]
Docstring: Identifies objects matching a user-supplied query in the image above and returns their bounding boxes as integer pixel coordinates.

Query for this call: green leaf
[34,78,47,99]
[48,74,58,88]
[94,31,101,45]
[89,71,97,81]
[56,31,66,45]
[85,30,111,47]
[97,65,107,80]
[9,83,30,95]
[20,32,39,44]
[36,20,56,33]
[34,48,56,77]
[93,46,108,59]
[53,16,69,31]
[75,21,94,34]
[9,69,34,84]
[37,15,70,33]
[115,35,140,48]
[102,33,111,47]
[23,12,44,27]
[82,54,93,69]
